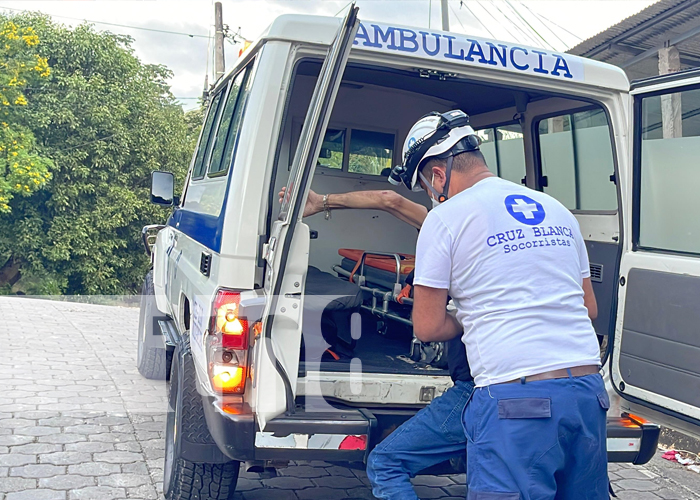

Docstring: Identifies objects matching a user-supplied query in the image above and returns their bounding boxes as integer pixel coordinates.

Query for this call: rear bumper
[203,399,660,466]
[607,414,660,465]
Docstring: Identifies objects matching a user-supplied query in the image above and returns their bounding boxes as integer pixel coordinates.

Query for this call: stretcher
[333,249,446,367]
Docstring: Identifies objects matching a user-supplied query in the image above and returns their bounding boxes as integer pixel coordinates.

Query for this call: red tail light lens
[211,289,249,350]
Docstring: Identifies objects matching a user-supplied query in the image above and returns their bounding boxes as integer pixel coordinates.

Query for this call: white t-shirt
[414,176,600,387]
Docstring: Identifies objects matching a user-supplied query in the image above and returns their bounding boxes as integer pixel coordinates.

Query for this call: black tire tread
[137,270,169,380]
[165,337,239,499]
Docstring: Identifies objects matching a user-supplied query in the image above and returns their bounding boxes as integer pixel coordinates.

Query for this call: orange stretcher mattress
[338,249,415,275]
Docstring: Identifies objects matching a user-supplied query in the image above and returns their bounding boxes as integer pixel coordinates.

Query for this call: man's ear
[430,165,447,191]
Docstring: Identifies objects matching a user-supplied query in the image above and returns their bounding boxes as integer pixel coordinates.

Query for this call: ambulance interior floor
[299,325,450,376]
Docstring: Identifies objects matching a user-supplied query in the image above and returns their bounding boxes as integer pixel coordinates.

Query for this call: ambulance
[137,6,700,498]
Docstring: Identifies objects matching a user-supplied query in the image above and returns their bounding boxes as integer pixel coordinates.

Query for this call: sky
[0,0,657,109]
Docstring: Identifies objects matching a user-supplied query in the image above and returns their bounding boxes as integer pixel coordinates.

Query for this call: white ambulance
[137,6,700,498]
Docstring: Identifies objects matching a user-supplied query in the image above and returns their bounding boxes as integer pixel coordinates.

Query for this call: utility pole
[440,0,450,31]
[214,2,225,80]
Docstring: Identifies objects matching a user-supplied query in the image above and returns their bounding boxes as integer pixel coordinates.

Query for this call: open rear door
[253,5,360,430]
[611,71,700,437]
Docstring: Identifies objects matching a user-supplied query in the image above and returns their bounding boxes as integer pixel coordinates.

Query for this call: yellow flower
[14,95,27,106]
[11,151,17,156]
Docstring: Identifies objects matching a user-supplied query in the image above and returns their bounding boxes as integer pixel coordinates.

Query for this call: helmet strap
[418,154,453,203]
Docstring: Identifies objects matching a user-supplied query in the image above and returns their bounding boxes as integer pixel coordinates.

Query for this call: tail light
[207,289,250,394]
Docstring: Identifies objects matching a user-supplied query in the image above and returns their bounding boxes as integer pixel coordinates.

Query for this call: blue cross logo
[504,195,545,225]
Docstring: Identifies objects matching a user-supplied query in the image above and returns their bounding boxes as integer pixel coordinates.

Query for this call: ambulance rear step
[606,414,660,464]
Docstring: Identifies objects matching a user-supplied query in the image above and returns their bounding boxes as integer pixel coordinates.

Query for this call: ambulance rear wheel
[164,339,240,500]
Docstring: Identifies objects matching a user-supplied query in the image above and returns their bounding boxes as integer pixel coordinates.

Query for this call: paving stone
[242,490,299,500]
[9,464,65,478]
[6,490,66,500]
[0,419,36,429]
[412,475,456,487]
[9,443,62,455]
[343,487,378,500]
[93,451,144,464]
[126,484,159,499]
[114,441,141,453]
[64,441,115,453]
[312,475,363,489]
[68,463,121,477]
[0,454,36,467]
[413,485,449,498]
[323,465,356,477]
[0,436,34,447]
[89,433,135,443]
[654,488,684,500]
[68,486,126,500]
[0,477,37,493]
[38,417,84,427]
[295,487,345,499]
[262,476,315,490]
[617,468,656,480]
[442,483,468,497]
[236,477,264,491]
[279,466,329,479]
[615,479,662,491]
[40,451,92,466]
[614,491,662,500]
[37,434,86,444]
[11,427,56,437]
[120,462,149,474]
[38,474,96,490]
[98,473,151,487]
[0,467,7,477]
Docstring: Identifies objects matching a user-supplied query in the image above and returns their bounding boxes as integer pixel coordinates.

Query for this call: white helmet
[389,110,480,200]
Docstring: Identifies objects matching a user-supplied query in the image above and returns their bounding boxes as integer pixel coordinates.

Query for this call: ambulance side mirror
[151,171,175,206]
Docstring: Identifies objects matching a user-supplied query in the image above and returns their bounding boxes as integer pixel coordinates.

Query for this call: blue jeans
[367,380,475,500]
[464,373,609,500]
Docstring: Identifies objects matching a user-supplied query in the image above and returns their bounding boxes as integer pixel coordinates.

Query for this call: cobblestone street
[1,297,699,499]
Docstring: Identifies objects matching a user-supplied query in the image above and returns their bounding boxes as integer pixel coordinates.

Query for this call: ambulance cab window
[475,123,526,185]
[314,127,395,176]
[536,109,617,211]
[191,91,224,180]
[638,87,700,254]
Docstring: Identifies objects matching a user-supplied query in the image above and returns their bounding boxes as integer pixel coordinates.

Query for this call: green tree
[0,13,194,295]
[0,20,52,213]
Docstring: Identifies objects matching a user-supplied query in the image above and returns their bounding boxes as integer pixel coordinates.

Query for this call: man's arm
[412,285,462,342]
[279,187,427,229]
[582,277,598,320]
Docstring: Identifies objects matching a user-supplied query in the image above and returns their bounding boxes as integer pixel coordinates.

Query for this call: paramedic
[401,110,605,499]
[279,187,476,500]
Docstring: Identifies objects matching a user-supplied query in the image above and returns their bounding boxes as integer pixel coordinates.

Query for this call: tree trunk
[0,256,21,288]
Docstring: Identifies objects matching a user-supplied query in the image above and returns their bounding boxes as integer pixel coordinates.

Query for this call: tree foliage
[0,20,52,213]
[0,13,198,295]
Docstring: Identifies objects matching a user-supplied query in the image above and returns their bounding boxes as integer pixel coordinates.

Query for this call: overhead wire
[517,1,569,50]
[455,0,496,39]
[519,2,583,42]
[474,0,520,42]
[0,4,212,39]
[487,0,541,46]
[504,0,555,50]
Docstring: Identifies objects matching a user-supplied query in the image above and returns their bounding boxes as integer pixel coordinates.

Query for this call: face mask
[430,173,441,208]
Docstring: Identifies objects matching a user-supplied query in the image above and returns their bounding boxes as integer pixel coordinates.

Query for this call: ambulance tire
[137,270,171,380]
[164,338,240,500]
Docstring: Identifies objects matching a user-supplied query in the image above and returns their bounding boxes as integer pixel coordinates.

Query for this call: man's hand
[278,187,323,217]
[412,285,462,342]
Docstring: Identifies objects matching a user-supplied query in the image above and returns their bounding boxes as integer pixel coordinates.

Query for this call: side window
[191,91,224,180]
[638,87,700,254]
[475,123,526,184]
[348,129,394,175]
[312,126,395,176]
[536,109,617,211]
[318,129,344,170]
[209,65,254,176]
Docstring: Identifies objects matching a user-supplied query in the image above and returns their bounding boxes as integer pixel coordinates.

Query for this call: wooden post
[215,2,225,80]
[659,46,682,139]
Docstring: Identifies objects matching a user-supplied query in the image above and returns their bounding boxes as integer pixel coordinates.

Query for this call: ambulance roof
[257,14,630,92]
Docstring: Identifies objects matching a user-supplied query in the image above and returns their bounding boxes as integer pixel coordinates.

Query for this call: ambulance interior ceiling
[275,60,593,274]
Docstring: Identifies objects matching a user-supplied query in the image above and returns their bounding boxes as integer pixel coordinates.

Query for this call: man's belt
[499,364,600,385]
